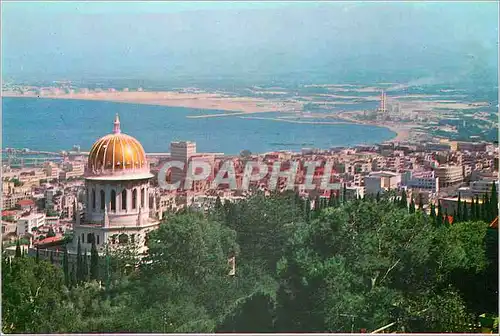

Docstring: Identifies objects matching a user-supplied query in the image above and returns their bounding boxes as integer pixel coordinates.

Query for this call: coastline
[3,91,411,143]
[2,91,301,114]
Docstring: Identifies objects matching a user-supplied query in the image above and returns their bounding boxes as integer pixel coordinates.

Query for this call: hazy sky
[2,1,498,86]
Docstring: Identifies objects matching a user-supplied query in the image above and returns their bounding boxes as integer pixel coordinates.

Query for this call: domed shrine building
[72,115,160,255]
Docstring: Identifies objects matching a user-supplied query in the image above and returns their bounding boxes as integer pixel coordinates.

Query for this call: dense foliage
[2,189,498,333]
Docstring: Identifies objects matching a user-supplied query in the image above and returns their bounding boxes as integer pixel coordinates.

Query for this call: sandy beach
[2,90,303,114]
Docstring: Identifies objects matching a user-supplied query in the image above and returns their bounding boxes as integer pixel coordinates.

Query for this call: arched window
[87,233,93,244]
[111,190,116,211]
[81,233,85,243]
[141,188,145,208]
[100,190,105,210]
[121,190,127,210]
[118,233,129,244]
[132,189,137,209]
[96,235,100,245]
[92,189,96,209]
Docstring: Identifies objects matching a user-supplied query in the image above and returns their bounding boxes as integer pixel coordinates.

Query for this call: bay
[2,97,396,154]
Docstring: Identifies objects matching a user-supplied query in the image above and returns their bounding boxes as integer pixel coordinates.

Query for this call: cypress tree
[400,189,407,209]
[314,195,321,218]
[342,184,347,204]
[430,204,436,222]
[15,240,21,258]
[328,191,335,207]
[90,236,99,281]
[409,198,416,214]
[436,203,443,226]
[305,199,311,222]
[333,193,340,208]
[456,193,462,222]
[462,200,468,222]
[491,182,498,219]
[476,195,482,221]
[36,246,40,263]
[70,263,77,288]
[49,251,54,264]
[63,247,69,287]
[215,196,223,211]
[470,197,476,221]
[76,237,83,283]
[105,244,111,298]
[376,192,380,202]
[83,249,89,282]
[484,193,490,222]
[295,192,302,210]
[418,193,424,211]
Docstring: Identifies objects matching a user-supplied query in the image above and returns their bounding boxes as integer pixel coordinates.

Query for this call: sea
[2,97,396,154]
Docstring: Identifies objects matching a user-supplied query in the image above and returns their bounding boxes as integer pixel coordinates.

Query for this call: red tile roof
[17,199,35,206]
[2,210,17,217]
[34,236,64,246]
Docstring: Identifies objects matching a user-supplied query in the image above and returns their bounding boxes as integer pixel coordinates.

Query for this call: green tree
[400,189,407,209]
[2,256,71,333]
[343,184,347,204]
[275,200,475,332]
[314,195,321,218]
[82,249,89,282]
[409,197,416,214]
[90,236,99,281]
[436,203,443,226]
[214,196,223,212]
[470,197,476,221]
[476,195,481,221]
[328,191,336,207]
[418,194,424,211]
[462,200,469,222]
[456,193,462,222]
[430,204,436,223]
[63,247,69,288]
[483,193,490,222]
[305,198,311,223]
[36,246,40,263]
[15,240,21,258]
[70,263,77,288]
[490,182,498,220]
[217,291,276,332]
[76,238,83,284]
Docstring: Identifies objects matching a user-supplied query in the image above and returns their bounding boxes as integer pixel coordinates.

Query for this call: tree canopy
[2,192,497,333]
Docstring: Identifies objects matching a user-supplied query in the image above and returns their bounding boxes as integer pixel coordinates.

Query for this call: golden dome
[87,114,148,175]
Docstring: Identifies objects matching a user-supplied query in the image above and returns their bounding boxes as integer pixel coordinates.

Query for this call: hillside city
[3,138,498,250]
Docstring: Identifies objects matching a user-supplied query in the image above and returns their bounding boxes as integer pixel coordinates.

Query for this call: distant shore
[3,90,411,143]
[2,90,301,114]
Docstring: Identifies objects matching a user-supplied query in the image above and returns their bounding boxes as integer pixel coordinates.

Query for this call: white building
[72,115,160,255]
[405,171,440,193]
[434,165,463,187]
[470,179,498,196]
[17,213,45,236]
[364,171,401,195]
[170,141,197,185]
